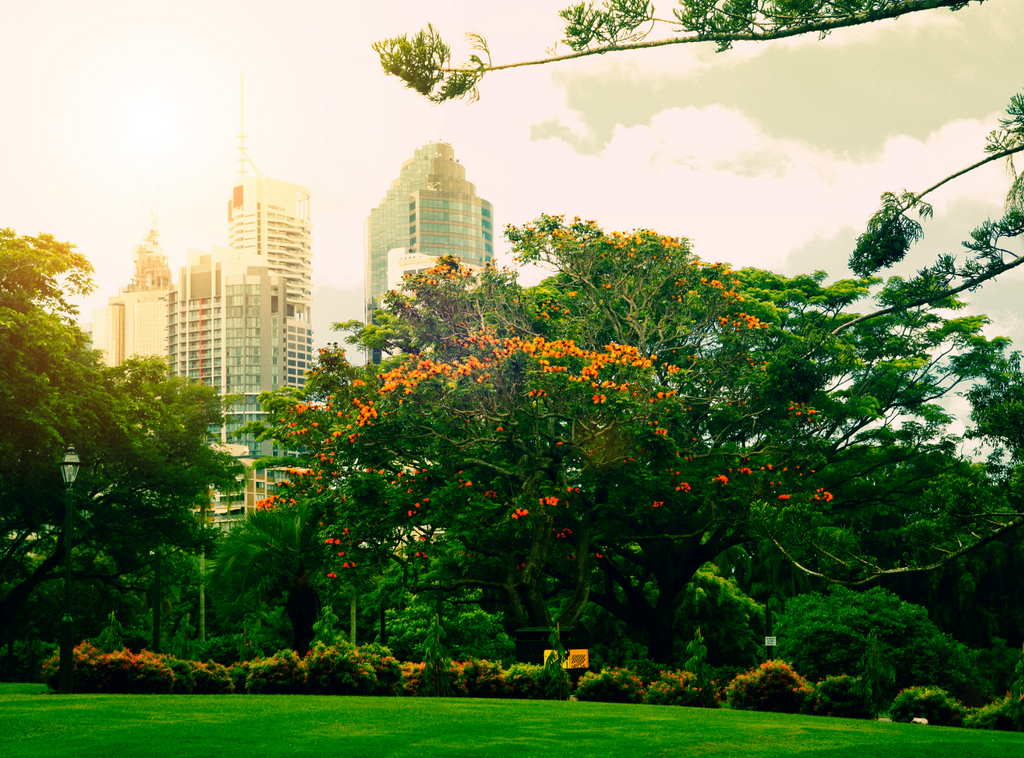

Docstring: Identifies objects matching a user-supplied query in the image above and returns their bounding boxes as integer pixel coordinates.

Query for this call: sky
[2,0,1023,371]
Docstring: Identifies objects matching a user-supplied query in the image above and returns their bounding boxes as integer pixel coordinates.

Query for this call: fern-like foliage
[850,191,932,277]
[373,0,978,103]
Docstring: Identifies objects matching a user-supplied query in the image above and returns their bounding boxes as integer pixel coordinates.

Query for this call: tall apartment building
[92,225,173,367]
[365,142,494,326]
[167,175,313,459]
[228,176,312,326]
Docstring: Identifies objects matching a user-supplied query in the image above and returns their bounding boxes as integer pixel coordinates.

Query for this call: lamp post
[59,445,81,695]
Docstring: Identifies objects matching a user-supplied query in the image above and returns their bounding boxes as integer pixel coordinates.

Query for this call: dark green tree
[207,500,323,656]
[775,586,978,691]
[0,230,242,645]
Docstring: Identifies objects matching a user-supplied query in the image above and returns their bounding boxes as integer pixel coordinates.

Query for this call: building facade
[365,142,494,326]
[167,174,312,465]
[92,225,173,367]
[165,244,312,458]
[227,176,313,327]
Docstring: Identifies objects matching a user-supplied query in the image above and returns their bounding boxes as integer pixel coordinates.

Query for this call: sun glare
[120,94,174,154]
[75,49,217,176]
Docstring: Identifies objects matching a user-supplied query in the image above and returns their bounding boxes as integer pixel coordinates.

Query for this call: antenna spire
[238,74,247,181]
[237,74,263,180]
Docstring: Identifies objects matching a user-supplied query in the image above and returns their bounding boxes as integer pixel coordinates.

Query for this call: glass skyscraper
[364,142,494,325]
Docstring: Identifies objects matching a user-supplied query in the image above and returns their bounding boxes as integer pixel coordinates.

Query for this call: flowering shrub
[98,649,177,694]
[805,675,872,719]
[574,667,645,704]
[164,656,196,694]
[963,694,1022,732]
[42,644,179,694]
[459,659,509,698]
[725,660,814,713]
[304,642,376,695]
[504,663,546,699]
[189,660,234,694]
[398,660,467,696]
[359,643,403,696]
[889,686,966,727]
[646,670,720,708]
[41,641,104,692]
[246,650,306,694]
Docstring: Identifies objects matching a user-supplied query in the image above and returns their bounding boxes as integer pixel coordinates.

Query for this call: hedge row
[41,644,1022,732]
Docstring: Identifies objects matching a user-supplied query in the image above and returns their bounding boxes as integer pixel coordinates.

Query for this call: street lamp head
[61,445,81,486]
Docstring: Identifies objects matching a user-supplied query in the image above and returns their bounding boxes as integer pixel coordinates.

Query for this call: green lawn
[1,683,1021,758]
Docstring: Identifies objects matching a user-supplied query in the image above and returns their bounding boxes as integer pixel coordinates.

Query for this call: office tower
[92,224,173,367]
[365,142,494,326]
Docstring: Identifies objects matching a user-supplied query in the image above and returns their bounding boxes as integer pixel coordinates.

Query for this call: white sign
[765,636,777,647]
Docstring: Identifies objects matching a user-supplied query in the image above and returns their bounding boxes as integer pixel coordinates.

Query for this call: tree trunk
[350,588,357,645]
[286,571,320,657]
[557,514,593,626]
[646,614,677,665]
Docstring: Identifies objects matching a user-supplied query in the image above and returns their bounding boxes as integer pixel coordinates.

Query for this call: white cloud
[516,102,1007,275]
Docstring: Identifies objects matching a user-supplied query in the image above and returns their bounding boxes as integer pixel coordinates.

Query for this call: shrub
[94,649,177,694]
[964,695,1023,732]
[164,655,196,694]
[504,663,546,699]
[725,660,814,713]
[41,641,104,692]
[709,664,748,700]
[646,669,720,708]
[246,650,306,694]
[399,661,425,696]
[189,660,234,694]
[618,657,663,687]
[359,643,403,696]
[889,686,966,727]
[459,659,509,698]
[806,675,872,719]
[574,667,645,704]
[304,642,376,696]
[398,660,467,697]
[228,661,250,694]
[776,587,979,692]
[42,643,178,695]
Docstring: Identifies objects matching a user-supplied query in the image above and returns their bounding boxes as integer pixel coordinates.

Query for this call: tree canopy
[247,214,1023,662]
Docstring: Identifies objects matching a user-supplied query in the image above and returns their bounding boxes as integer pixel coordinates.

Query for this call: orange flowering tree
[251,215,1019,663]
[251,219,816,660]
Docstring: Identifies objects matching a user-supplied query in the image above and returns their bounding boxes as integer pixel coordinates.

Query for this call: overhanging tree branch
[374,0,978,103]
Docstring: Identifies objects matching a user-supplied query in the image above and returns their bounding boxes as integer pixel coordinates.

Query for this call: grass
[1,683,1021,758]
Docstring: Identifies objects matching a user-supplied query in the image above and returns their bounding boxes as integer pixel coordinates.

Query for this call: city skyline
[3,1,1024,383]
